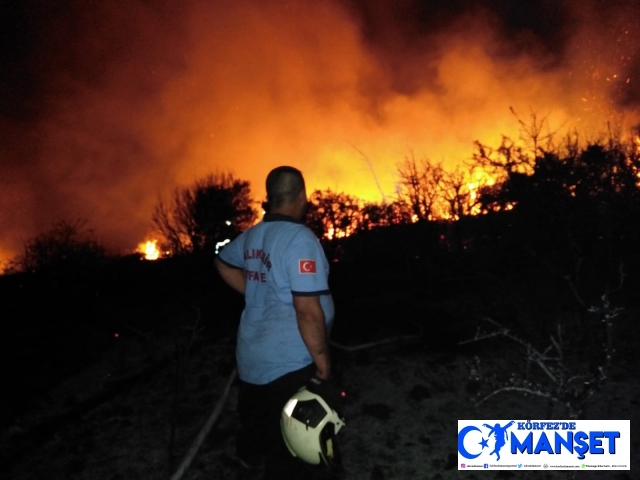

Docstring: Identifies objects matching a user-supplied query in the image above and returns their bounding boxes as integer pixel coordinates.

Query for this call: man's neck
[263,212,302,223]
[269,206,300,219]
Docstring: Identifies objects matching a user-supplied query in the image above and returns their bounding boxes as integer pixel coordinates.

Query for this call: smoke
[1,0,638,263]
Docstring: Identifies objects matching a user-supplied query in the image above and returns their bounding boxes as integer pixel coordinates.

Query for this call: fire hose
[168,367,237,480]
[169,325,422,479]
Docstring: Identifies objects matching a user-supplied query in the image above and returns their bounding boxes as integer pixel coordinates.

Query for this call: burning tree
[475,136,640,283]
[457,130,640,420]
[153,173,258,256]
[305,189,364,240]
[394,153,494,222]
[439,166,486,220]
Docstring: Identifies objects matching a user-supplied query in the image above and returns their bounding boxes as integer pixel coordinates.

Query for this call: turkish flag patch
[299,259,317,274]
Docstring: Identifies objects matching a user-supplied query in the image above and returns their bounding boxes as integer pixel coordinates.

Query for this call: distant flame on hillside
[137,240,161,260]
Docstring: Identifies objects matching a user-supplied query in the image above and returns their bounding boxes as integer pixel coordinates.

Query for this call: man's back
[218,213,334,384]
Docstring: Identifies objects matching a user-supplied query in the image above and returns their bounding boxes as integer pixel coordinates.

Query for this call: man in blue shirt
[215,166,335,479]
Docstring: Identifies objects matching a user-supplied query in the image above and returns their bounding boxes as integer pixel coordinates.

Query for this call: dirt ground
[2,304,638,480]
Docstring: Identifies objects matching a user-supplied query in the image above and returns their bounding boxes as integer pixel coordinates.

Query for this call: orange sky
[1,0,639,268]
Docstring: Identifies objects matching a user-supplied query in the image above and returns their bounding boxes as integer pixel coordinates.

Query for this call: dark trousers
[237,363,335,479]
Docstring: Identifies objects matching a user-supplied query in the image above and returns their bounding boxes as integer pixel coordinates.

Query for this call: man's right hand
[307,376,345,419]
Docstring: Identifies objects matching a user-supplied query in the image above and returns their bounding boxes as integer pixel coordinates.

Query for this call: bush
[12,219,106,273]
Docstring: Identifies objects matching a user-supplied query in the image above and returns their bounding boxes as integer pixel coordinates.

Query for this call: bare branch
[462,289,620,419]
[330,334,423,353]
[475,386,553,407]
[347,141,386,202]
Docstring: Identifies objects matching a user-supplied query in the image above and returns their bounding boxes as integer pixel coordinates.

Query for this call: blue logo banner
[458,420,630,470]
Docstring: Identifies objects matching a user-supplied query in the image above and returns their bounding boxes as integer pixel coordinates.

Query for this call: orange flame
[137,240,161,260]
[2,0,640,265]
[0,247,12,274]
[634,136,640,186]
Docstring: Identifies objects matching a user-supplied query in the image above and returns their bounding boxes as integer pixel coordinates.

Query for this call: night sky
[1,0,639,264]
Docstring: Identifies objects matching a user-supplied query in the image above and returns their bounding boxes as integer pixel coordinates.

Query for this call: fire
[635,136,640,186]
[338,228,352,239]
[137,240,161,260]
[3,0,639,264]
[466,170,496,216]
[325,226,352,241]
[0,248,12,275]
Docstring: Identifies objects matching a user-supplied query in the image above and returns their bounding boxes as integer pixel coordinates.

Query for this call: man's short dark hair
[265,166,306,210]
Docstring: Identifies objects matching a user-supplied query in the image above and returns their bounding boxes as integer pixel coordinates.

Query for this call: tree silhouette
[153,173,257,255]
[471,134,640,296]
[359,200,413,230]
[395,153,444,222]
[305,189,363,239]
[12,219,106,273]
[439,166,481,220]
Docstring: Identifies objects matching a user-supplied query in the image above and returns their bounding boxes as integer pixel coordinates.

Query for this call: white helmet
[280,378,346,466]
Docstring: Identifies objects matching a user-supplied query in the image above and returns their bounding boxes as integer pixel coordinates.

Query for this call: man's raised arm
[214,257,246,295]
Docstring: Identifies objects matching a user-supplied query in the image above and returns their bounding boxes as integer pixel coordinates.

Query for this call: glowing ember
[137,240,161,260]
[325,227,349,241]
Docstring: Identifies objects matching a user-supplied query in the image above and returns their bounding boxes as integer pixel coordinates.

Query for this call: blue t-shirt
[218,213,334,384]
